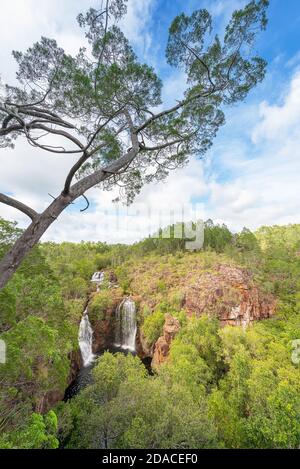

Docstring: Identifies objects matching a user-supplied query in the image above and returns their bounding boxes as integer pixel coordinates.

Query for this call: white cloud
[203,0,244,17]
[161,71,187,107]
[43,158,207,243]
[252,71,300,143]
[120,0,155,52]
[205,68,300,231]
[286,50,300,68]
[0,0,155,83]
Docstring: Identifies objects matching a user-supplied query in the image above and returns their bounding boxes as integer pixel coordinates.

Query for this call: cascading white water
[114,298,137,352]
[78,309,95,366]
[91,271,104,283]
[91,271,105,292]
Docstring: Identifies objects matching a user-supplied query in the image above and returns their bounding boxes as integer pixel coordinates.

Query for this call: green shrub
[172,309,187,327]
[138,305,152,324]
[169,290,185,311]
[142,310,165,345]
[114,265,131,294]
[95,252,112,269]
[0,411,59,449]
[156,280,167,293]
[63,276,88,299]
[65,299,86,323]
[89,291,114,322]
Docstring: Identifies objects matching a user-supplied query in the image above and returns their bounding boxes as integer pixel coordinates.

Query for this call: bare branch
[29,123,84,151]
[94,0,110,92]
[62,109,133,195]
[2,114,15,129]
[179,39,215,88]
[70,114,140,198]
[136,87,216,133]
[139,138,185,152]
[0,193,38,221]
[63,150,90,194]
[0,123,23,136]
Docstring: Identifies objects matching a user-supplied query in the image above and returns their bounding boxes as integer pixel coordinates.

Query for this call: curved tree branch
[0,193,38,221]
[28,123,85,152]
[62,109,134,195]
[179,39,215,88]
[139,137,185,152]
[80,194,90,212]
[136,86,216,133]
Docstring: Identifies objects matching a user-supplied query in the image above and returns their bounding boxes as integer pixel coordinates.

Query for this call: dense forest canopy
[1,216,300,448]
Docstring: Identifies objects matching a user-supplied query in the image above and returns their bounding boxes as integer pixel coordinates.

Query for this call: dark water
[64,346,151,401]
[64,363,95,400]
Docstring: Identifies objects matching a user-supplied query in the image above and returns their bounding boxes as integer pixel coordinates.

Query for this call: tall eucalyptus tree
[0,0,268,290]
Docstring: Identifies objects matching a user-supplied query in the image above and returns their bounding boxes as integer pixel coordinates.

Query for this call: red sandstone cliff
[150,264,275,368]
[152,314,180,368]
[183,264,275,327]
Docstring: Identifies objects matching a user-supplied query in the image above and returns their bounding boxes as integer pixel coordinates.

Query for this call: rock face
[151,314,180,368]
[136,329,153,359]
[92,314,115,353]
[90,290,123,353]
[138,264,276,368]
[184,264,275,327]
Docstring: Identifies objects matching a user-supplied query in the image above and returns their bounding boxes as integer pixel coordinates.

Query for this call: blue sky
[1,0,300,243]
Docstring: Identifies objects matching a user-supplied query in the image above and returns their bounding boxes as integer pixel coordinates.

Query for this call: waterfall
[78,310,95,366]
[114,298,137,352]
[91,271,105,292]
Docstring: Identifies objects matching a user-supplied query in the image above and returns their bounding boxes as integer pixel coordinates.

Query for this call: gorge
[66,274,139,399]
[2,221,300,449]
[67,257,277,400]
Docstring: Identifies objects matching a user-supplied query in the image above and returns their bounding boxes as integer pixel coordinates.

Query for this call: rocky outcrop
[137,264,276,367]
[89,289,124,353]
[92,315,115,353]
[151,314,180,368]
[136,329,153,359]
[184,264,275,327]
[68,349,83,379]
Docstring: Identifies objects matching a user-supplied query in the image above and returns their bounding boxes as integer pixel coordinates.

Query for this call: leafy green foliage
[3,216,300,449]
[166,1,268,106]
[0,411,59,449]
[209,317,300,448]
[88,287,122,323]
[0,218,22,259]
[142,310,165,345]
[1,316,72,392]
[0,222,99,446]
[59,352,218,449]
[203,219,233,252]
